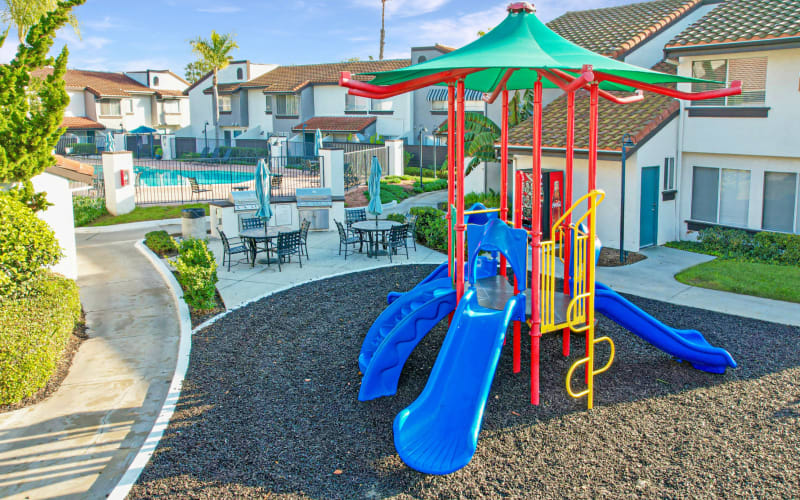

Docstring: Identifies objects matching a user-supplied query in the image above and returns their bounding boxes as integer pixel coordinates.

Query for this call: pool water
[93,165,254,187]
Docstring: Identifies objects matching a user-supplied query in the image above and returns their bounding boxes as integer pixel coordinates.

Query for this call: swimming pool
[93,165,254,187]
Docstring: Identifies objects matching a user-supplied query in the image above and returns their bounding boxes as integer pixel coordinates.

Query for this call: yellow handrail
[549,190,606,242]
[464,208,501,215]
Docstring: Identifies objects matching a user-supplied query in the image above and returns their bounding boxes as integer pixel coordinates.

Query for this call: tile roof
[667,0,800,49]
[245,59,411,93]
[61,116,106,130]
[32,68,154,97]
[155,89,187,98]
[46,155,95,183]
[292,116,377,133]
[508,62,679,153]
[548,0,702,58]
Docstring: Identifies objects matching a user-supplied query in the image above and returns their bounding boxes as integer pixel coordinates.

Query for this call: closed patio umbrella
[104,131,115,153]
[255,158,273,224]
[367,155,383,224]
[314,128,323,157]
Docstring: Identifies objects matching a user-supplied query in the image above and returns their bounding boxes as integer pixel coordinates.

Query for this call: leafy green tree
[190,31,238,147]
[0,0,84,210]
[184,59,212,85]
[1,0,80,44]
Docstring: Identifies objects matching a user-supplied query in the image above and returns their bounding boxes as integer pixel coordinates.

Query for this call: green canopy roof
[360,5,717,92]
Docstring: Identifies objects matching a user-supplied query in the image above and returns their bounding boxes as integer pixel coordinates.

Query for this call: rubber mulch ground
[129,265,800,499]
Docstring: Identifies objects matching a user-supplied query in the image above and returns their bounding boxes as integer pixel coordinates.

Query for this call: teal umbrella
[104,131,115,152]
[314,128,323,157]
[255,158,273,224]
[367,155,383,224]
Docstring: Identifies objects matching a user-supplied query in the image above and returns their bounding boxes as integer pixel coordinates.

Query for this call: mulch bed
[597,247,647,267]
[130,266,800,499]
[0,310,89,414]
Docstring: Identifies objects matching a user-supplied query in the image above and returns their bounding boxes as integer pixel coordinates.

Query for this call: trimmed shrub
[404,166,448,180]
[410,206,448,253]
[172,238,218,311]
[71,143,97,155]
[413,178,447,193]
[0,272,81,405]
[72,195,107,226]
[386,213,406,224]
[144,230,178,257]
[0,194,62,299]
[696,227,800,266]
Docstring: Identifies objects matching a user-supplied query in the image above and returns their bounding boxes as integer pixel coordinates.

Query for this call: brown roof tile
[508,62,679,152]
[61,116,106,130]
[32,68,154,97]
[548,0,702,58]
[246,59,411,93]
[292,116,377,133]
[667,0,800,49]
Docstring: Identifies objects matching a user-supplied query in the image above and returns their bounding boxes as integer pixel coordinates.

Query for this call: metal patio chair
[186,176,212,200]
[275,230,302,271]
[218,229,249,271]
[404,214,418,251]
[335,220,361,260]
[299,218,311,259]
[387,224,409,262]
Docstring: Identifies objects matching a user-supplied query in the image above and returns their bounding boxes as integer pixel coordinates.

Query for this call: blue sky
[1,0,636,76]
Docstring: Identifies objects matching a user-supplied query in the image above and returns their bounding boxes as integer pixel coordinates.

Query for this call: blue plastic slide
[594,281,736,373]
[386,255,497,305]
[393,219,528,474]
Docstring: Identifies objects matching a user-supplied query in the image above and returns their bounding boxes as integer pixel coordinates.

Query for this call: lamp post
[203,121,209,152]
[619,133,635,264]
[418,126,428,189]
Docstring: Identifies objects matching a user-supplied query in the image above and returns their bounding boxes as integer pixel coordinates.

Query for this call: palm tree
[379,0,389,60]
[190,31,238,148]
[2,0,80,44]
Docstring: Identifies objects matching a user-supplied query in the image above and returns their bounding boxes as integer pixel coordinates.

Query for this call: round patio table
[352,220,401,258]
[240,226,292,266]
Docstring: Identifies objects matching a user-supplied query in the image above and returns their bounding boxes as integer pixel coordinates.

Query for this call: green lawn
[85,203,209,227]
[675,259,800,303]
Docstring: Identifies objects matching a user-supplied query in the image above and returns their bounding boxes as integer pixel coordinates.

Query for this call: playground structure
[342,2,739,475]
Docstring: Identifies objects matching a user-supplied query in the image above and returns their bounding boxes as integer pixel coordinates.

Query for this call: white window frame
[691,56,767,107]
[691,166,752,227]
[370,98,393,112]
[663,157,676,191]
[345,93,368,112]
[431,100,447,112]
[123,99,134,115]
[265,95,272,114]
[762,171,800,234]
[99,99,122,117]
[218,95,232,113]
[163,99,180,114]
[275,94,299,116]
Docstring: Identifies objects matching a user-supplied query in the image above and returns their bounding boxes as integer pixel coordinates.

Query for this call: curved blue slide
[393,287,524,474]
[594,281,736,373]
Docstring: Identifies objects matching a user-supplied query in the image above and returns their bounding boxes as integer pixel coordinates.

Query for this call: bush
[172,238,218,311]
[0,272,81,405]
[695,227,800,266]
[413,178,447,193]
[410,206,448,253]
[219,145,270,159]
[386,213,406,224]
[405,166,448,180]
[72,195,107,226]
[70,143,97,155]
[144,230,178,257]
[0,194,62,299]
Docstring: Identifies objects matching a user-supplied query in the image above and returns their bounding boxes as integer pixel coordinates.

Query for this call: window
[153,76,159,86]
[763,172,798,233]
[691,166,751,226]
[663,157,676,191]
[123,99,133,114]
[370,98,393,112]
[218,95,232,113]
[345,93,368,112]
[418,56,427,64]
[431,100,447,111]
[100,99,121,116]
[275,94,299,116]
[265,95,272,113]
[163,100,180,113]
[237,68,244,80]
[691,57,767,106]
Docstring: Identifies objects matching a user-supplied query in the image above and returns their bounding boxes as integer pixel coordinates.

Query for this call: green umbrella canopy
[359,5,720,92]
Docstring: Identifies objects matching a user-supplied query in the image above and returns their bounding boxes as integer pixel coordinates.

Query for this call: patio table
[240,225,292,267]
[352,220,401,258]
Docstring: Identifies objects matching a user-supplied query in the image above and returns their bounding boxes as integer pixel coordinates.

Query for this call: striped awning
[426,87,485,101]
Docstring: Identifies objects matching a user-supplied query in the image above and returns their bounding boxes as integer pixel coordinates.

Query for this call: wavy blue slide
[594,281,736,373]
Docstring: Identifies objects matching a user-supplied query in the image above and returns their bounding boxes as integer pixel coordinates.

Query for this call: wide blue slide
[594,281,736,373]
[393,219,528,474]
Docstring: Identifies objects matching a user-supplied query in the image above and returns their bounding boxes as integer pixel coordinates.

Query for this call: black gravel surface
[130,265,800,499]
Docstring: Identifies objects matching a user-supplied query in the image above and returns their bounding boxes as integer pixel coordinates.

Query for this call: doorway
[640,166,659,248]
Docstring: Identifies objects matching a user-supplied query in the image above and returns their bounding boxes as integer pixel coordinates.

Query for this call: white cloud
[84,16,121,31]
[196,6,243,14]
[399,5,507,49]
[57,30,112,51]
[350,0,450,19]
[0,40,18,65]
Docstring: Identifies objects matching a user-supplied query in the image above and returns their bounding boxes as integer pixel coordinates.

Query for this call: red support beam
[455,79,466,304]
[339,68,477,99]
[594,71,742,101]
[447,83,455,283]
[530,76,543,406]
[543,69,645,104]
[562,89,575,357]
[483,68,516,104]
[500,87,509,278]
[585,81,600,383]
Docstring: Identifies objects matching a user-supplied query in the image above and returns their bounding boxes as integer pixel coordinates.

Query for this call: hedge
[688,226,800,266]
[172,238,218,311]
[410,206,448,253]
[0,272,81,405]
[144,230,178,257]
[70,143,97,155]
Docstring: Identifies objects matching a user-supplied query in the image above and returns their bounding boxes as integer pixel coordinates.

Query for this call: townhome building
[665,0,800,238]
[35,68,191,145]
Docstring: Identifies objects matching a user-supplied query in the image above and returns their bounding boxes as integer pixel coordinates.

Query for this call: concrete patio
[208,228,446,310]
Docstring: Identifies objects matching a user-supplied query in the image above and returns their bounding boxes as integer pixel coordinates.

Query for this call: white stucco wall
[634,118,680,245]
[677,47,800,159]
[311,84,413,140]
[187,84,214,137]
[313,85,346,115]
[31,172,77,280]
[247,89,274,134]
[65,90,85,117]
[149,71,188,91]
[96,95,154,131]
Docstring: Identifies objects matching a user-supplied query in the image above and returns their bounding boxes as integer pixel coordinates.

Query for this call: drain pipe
[620,133,635,264]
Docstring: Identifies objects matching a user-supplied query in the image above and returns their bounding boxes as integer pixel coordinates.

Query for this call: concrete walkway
[597,245,800,327]
[384,190,447,215]
[0,225,181,499]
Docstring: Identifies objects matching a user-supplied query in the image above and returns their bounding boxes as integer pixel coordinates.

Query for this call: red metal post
[586,81,599,382]
[447,84,455,280]
[513,171,523,374]
[455,79,466,304]
[500,87,509,278]
[562,90,575,357]
[530,77,543,406]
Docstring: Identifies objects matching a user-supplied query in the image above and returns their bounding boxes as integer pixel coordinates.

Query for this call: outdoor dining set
[335,207,417,262]
[217,217,310,272]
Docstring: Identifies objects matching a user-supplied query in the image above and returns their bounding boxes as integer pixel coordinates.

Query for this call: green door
[640,166,659,248]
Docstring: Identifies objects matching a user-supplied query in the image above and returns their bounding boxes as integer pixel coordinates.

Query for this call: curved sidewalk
[0,224,181,499]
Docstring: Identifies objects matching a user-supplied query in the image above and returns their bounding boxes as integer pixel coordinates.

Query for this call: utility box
[182,208,207,240]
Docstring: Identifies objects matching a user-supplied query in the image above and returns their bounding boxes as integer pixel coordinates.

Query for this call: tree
[184,60,212,85]
[1,0,80,45]
[379,0,389,60]
[190,31,238,148]
[0,0,84,210]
